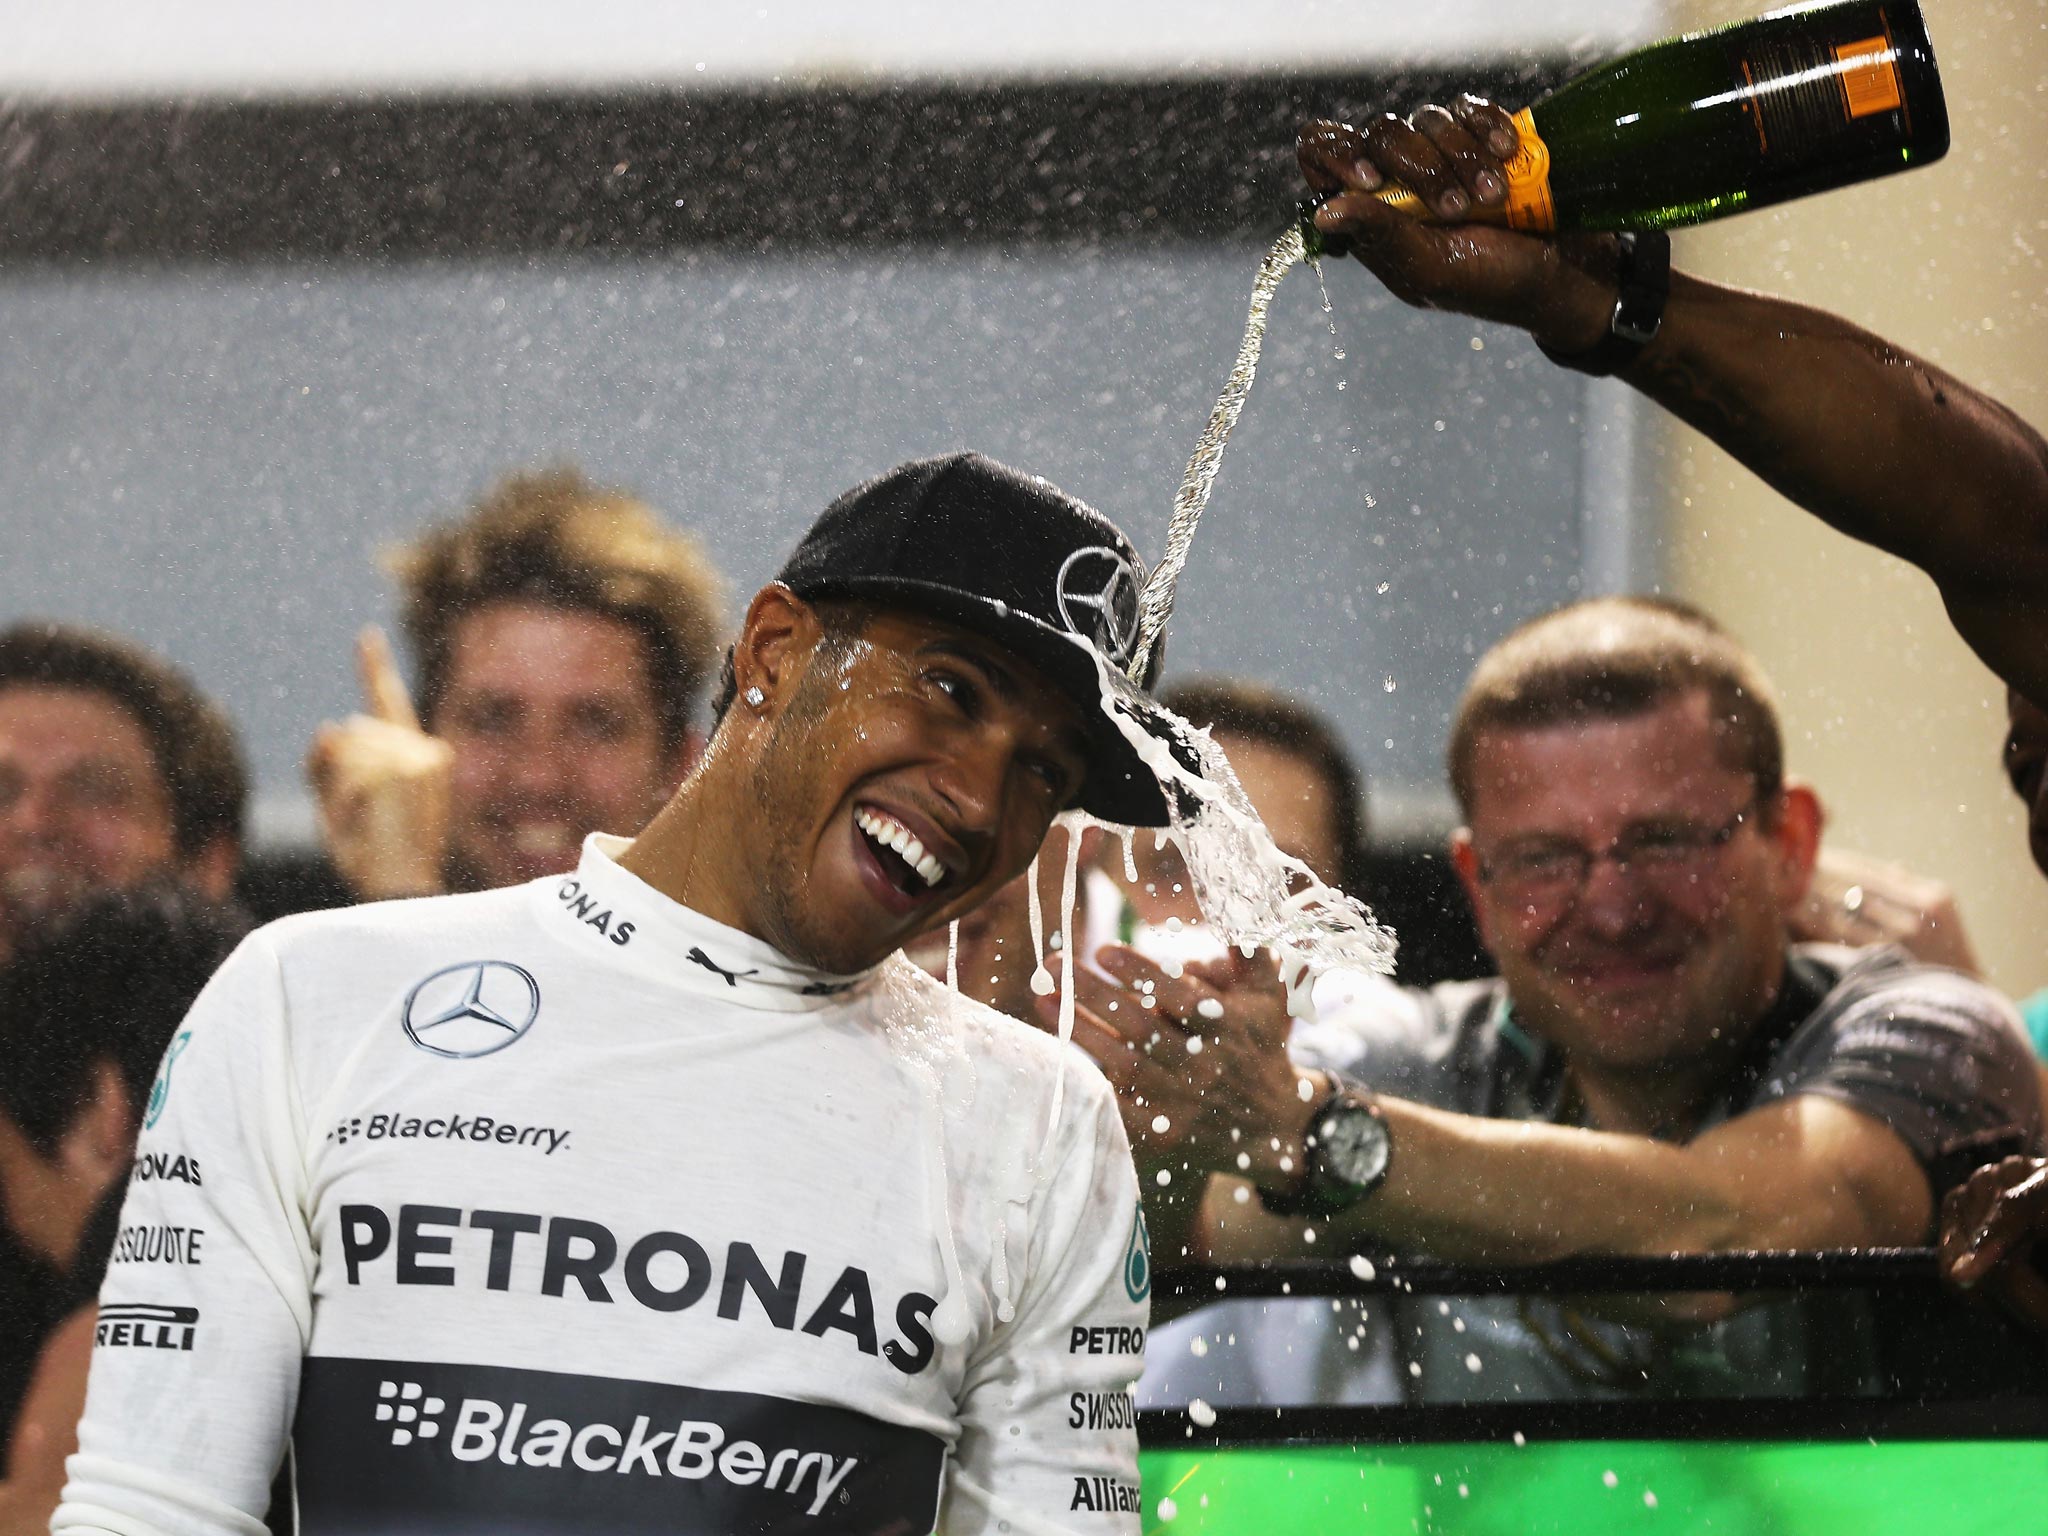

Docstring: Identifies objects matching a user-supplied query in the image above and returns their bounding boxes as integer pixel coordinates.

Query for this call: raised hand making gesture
[305,626,454,900]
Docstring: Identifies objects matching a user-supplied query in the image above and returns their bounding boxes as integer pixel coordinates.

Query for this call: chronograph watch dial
[1258,1082,1391,1218]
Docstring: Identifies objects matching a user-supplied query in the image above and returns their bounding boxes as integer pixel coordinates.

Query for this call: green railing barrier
[1136,1439,2046,1535]
[1134,1251,2047,1534]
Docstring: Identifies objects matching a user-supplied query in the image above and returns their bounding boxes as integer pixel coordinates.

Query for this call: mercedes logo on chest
[401,961,542,1059]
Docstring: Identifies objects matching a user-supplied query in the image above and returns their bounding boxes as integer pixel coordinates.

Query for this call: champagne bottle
[1304,0,1946,250]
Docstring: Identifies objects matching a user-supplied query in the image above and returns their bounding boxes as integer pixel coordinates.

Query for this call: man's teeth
[855,808,946,888]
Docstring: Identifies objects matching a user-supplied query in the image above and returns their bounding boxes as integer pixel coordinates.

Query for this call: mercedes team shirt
[57,835,1150,1536]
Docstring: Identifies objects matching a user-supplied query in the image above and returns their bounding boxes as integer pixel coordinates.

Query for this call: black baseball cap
[776,451,1179,826]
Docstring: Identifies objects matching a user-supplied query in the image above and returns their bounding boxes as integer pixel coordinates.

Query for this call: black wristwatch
[1537,229,1671,377]
[1259,1081,1393,1218]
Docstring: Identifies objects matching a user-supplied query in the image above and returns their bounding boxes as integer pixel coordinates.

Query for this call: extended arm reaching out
[1300,99,2048,705]
[1053,943,2047,1317]
[1200,1087,1930,1274]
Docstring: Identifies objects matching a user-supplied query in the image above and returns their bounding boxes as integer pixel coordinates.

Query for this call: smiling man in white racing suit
[56,453,1178,1536]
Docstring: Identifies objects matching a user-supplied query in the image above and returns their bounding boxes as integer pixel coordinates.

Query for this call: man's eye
[64,768,138,810]
[454,702,516,736]
[1023,755,1072,798]
[1628,826,1695,855]
[928,669,980,715]
[1503,848,1578,881]
[568,707,631,744]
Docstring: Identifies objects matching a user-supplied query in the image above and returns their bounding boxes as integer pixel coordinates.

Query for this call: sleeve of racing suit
[54,929,315,1536]
[941,1068,1148,1535]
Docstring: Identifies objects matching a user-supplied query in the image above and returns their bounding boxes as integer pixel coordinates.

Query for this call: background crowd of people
[1,88,2045,1535]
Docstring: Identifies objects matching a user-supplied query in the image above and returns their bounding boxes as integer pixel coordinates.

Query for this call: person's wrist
[1527,291,1615,355]
[1536,231,1672,376]
[1245,1070,1327,1191]
[1522,249,1623,354]
[1260,1078,1394,1218]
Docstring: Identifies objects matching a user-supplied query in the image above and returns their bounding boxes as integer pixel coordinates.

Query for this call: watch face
[1319,1103,1391,1190]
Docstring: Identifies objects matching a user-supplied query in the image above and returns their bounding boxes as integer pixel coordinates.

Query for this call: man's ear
[1772,779,1826,905]
[731,584,820,717]
[1448,827,1498,960]
[183,836,239,902]
[56,1061,136,1191]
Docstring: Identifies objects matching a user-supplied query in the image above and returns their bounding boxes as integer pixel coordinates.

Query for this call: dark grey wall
[0,244,1608,841]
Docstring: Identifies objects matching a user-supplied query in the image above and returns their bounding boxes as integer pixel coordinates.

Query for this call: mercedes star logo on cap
[401,961,542,1059]
[1055,546,1141,666]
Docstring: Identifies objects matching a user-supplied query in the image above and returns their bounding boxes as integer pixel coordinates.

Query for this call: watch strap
[1537,230,1671,377]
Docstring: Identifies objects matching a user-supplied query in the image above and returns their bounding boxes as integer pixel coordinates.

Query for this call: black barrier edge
[1136,1392,2048,1448]
[1155,1248,1938,1299]
[0,65,1566,263]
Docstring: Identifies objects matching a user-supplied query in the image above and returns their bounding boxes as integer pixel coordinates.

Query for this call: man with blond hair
[309,467,725,901]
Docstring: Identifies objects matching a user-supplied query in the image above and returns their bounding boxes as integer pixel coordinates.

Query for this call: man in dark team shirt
[1939,694,2048,1328]
[1074,598,2039,1404]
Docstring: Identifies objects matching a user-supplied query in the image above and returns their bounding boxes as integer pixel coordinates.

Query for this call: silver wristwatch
[1259,1082,1392,1218]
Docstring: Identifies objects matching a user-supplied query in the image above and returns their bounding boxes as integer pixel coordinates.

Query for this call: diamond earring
[743,686,766,709]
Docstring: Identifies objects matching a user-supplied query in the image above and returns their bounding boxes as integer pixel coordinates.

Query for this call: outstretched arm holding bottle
[1298,98,2048,708]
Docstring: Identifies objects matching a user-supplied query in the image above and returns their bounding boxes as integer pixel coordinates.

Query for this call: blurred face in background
[0,685,182,962]
[1452,688,1819,1081]
[430,600,684,892]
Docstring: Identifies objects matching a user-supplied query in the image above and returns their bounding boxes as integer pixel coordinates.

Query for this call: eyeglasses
[1475,797,1761,906]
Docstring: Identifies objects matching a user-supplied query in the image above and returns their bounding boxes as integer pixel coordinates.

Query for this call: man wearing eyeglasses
[1078,596,2040,1404]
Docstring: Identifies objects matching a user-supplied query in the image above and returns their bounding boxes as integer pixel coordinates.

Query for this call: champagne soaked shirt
[58,836,1149,1536]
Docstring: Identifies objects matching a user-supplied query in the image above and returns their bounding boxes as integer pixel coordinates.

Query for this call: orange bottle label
[1501,107,1556,233]
[1835,36,1903,119]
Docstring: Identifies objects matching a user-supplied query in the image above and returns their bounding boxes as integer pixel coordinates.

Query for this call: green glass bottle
[1305,0,1946,249]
